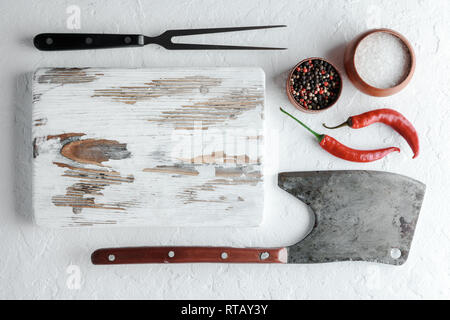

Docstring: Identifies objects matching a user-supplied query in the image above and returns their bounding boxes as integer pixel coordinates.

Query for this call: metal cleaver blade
[279,170,426,265]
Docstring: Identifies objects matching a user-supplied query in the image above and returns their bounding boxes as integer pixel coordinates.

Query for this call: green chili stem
[322,121,348,129]
[280,107,324,142]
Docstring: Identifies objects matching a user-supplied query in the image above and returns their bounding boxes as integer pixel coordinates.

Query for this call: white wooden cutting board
[32,67,264,227]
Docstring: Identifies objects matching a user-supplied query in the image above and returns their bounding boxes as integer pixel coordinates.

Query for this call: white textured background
[1,0,449,299]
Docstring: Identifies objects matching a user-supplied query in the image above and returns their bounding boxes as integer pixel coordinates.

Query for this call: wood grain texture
[32,67,264,227]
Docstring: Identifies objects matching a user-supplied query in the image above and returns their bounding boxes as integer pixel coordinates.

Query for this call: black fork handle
[34,33,144,51]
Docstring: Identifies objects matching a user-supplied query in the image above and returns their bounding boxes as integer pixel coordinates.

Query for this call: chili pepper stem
[280,107,324,142]
[323,121,349,129]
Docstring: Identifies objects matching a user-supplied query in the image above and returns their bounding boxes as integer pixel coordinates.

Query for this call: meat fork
[34,25,286,51]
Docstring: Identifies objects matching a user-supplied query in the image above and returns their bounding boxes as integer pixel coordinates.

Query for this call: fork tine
[163,43,286,50]
[163,25,286,37]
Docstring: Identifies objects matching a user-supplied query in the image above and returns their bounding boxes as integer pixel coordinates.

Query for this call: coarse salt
[355,32,411,89]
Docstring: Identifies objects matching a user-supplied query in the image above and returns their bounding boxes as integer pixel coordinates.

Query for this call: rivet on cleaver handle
[91,247,288,265]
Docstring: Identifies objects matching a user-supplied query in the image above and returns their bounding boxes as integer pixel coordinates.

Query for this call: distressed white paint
[32,68,265,227]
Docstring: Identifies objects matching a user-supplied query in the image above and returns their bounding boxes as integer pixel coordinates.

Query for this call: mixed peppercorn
[289,59,341,110]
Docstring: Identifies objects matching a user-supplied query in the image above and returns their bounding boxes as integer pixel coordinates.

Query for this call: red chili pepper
[323,108,419,159]
[280,108,399,163]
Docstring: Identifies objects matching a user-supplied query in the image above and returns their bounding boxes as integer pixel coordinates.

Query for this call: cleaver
[91,171,425,266]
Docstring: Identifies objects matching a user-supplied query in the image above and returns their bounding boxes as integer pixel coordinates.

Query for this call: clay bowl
[286,57,343,114]
[344,28,416,97]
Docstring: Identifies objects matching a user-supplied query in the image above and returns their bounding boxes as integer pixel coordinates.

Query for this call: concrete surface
[1,0,449,299]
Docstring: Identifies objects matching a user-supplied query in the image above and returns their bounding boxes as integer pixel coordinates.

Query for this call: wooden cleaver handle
[91,246,288,265]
